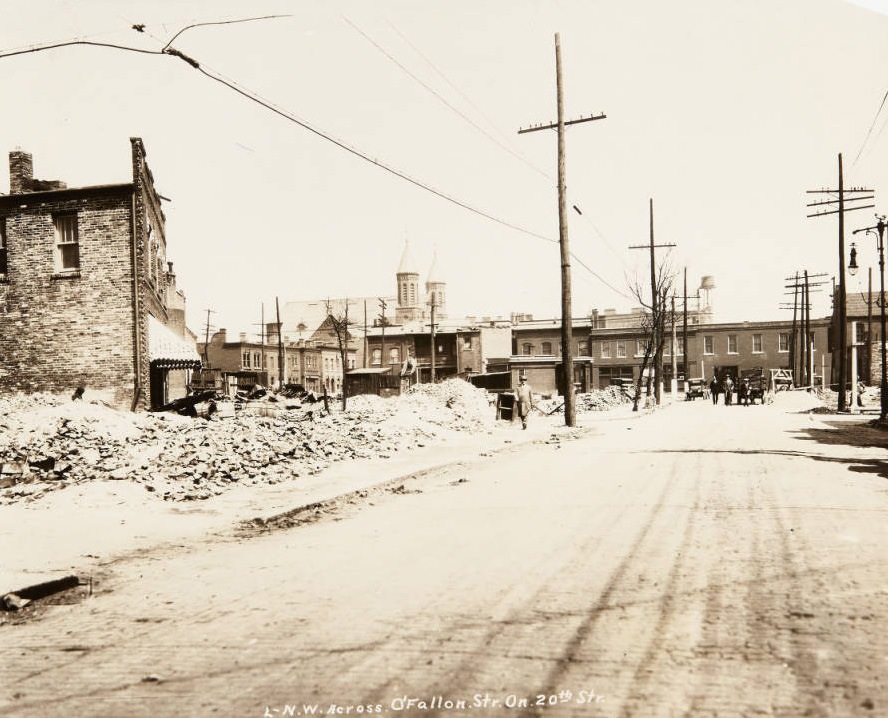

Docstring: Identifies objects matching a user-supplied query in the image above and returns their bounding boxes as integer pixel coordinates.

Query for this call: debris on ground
[0,380,504,505]
[536,386,631,414]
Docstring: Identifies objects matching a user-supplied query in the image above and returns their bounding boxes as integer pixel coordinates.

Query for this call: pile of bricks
[0,380,497,504]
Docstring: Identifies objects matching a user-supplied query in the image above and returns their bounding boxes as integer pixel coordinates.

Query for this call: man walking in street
[515,376,533,430]
[709,374,721,405]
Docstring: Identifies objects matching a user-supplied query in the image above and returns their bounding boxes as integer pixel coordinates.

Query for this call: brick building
[200,326,357,396]
[0,139,199,410]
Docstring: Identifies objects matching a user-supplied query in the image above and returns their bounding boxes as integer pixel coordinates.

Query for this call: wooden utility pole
[784,272,827,385]
[630,199,675,404]
[429,295,437,384]
[378,298,387,370]
[518,33,606,427]
[363,300,369,369]
[682,268,688,383]
[671,294,677,394]
[807,154,874,409]
[202,308,215,369]
[275,297,285,389]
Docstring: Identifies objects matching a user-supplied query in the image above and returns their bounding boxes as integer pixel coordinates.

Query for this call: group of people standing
[709,374,753,406]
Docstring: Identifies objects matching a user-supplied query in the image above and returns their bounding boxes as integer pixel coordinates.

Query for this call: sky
[3,0,888,337]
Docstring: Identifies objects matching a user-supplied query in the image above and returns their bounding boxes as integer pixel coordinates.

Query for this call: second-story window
[752,334,763,353]
[390,347,400,365]
[242,351,251,368]
[522,342,533,356]
[372,348,381,365]
[541,341,553,355]
[616,341,627,358]
[577,340,587,356]
[601,342,611,359]
[703,336,714,355]
[728,335,738,354]
[54,213,80,272]
[778,333,789,352]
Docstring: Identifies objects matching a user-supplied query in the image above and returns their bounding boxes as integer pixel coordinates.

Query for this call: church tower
[395,239,422,324]
[425,250,447,320]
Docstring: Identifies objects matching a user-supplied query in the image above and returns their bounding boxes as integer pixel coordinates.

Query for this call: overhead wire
[384,18,551,182]
[853,86,888,166]
[0,17,632,301]
[342,15,550,181]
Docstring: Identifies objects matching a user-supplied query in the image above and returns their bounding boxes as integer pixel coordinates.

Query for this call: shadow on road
[645,447,888,482]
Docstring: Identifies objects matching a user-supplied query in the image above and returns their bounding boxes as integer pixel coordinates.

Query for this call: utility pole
[202,309,216,369]
[252,304,267,385]
[630,199,676,404]
[378,298,387,371]
[363,300,368,369]
[784,272,827,385]
[807,154,874,410]
[275,297,285,389]
[429,294,437,384]
[518,33,606,427]
[671,294,678,397]
[682,268,688,384]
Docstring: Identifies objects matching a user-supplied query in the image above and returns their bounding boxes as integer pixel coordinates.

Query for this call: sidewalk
[0,404,640,598]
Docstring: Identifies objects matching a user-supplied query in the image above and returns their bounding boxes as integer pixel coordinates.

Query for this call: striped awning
[147,315,202,370]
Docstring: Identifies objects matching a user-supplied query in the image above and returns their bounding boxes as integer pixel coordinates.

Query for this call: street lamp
[852,214,887,421]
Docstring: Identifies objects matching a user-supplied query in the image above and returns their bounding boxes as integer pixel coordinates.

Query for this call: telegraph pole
[807,154,874,410]
[518,33,606,427]
[429,294,437,384]
[275,297,285,389]
[629,199,675,404]
[202,308,216,369]
[682,268,688,383]
[378,298,387,370]
[784,272,827,385]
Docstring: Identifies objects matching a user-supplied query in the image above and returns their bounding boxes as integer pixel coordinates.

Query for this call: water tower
[699,275,716,309]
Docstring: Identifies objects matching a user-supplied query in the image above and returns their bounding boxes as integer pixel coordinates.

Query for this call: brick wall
[0,189,138,407]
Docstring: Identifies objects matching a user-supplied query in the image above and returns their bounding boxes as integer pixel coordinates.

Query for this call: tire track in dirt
[361,447,659,709]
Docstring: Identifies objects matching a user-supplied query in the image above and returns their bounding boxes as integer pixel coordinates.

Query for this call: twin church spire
[395,239,447,324]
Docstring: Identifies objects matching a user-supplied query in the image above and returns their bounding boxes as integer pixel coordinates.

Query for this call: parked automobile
[686,378,707,400]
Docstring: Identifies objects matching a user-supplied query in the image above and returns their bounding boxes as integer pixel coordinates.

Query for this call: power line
[0,20,556,245]
[342,15,550,180]
[853,87,888,167]
[384,18,550,181]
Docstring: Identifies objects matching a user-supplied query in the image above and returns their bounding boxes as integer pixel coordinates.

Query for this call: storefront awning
[148,315,202,370]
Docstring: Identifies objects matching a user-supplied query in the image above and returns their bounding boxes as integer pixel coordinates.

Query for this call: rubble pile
[537,386,630,415]
[0,381,497,504]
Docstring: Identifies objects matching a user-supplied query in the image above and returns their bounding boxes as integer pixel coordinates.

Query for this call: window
[616,341,627,358]
[372,349,381,365]
[752,334,763,353]
[778,333,789,352]
[577,340,587,356]
[54,213,80,271]
[703,336,714,355]
[635,339,646,357]
[601,342,611,359]
[242,351,251,368]
[522,342,533,356]
[462,336,472,350]
[389,347,400,365]
[728,335,738,354]
[0,216,6,275]
[541,341,553,355]
[677,337,684,356]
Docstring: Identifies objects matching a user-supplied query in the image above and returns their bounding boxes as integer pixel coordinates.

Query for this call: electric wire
[0,19,632,301]
[343,15,550,181]
[384,18,551,182]
[853,86,888,166]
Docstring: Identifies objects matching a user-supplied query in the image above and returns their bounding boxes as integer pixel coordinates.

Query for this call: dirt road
[3,396,887,717]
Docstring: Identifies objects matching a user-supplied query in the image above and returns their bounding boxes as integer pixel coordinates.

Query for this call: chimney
[9,150,32,194]
[239,332,248,343]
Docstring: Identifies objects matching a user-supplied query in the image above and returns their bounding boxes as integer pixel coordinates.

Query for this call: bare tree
[324,298,356,411]
[628,260,675,409]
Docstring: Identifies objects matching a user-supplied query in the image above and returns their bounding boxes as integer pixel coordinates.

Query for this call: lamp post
[851,214,887,421]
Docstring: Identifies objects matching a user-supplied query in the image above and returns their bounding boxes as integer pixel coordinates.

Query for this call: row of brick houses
[0,140,200,410]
